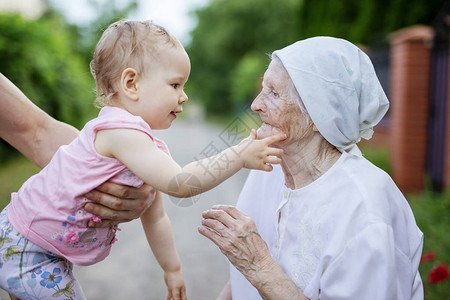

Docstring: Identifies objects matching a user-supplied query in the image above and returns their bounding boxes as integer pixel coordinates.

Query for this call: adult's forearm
[247,259,308,300]
[32,118,79,167]
[0,73,78,168]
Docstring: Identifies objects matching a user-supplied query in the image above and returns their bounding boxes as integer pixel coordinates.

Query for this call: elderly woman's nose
[251,92,265,112]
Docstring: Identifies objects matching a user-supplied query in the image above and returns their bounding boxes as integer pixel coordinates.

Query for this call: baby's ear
[120,68,139,101]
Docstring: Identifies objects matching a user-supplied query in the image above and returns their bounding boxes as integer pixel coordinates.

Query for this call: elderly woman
[199,37,423,300]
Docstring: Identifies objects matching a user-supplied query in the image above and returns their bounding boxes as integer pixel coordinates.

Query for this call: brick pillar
[389,26,434,194]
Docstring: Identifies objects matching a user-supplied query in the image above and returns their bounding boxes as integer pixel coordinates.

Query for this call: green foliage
[0,156,39,208]
[0,12,96,162]
[0,13,96,127]
[361,146,391,174]
[0,2,138,163]
[409,190,450,299]
[188,0,446,115]
[188,0,300,114]
[230,52,267,109]
[75,0,138,64]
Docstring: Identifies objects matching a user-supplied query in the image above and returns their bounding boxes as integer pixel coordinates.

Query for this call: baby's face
[136,44,191,129]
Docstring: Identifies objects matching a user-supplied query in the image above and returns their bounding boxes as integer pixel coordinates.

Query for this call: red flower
[428,263,449,284]
[420,251,436,264]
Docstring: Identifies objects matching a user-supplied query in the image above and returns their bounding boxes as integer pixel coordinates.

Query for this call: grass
[409,190,450,299]
[0,155,40,209]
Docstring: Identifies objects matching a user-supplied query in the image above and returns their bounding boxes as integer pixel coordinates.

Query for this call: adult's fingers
[87,183,154,209]
[201,218,229,237]
[84,201,135,220]
[93,181,154,200]
[198,225,224,248]
[87,218,130,228]
[202,208,238,228]
[210,205,247,221]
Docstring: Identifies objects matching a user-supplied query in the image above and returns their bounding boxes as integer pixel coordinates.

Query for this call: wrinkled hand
[237,130,285,172]
[164,270,187,300]
[84,182,156,227]
[198,205,274,283]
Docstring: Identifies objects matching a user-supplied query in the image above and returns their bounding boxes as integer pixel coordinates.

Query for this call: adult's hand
[84,182,156,227]
[198,205,273,283]
[198,205,308,300]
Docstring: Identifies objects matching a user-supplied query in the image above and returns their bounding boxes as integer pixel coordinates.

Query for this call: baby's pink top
[8,106,170,266]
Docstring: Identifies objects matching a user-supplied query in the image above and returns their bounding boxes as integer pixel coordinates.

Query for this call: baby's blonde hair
[90,19,180,107]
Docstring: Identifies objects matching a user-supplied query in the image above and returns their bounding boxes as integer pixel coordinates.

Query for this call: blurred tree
[188,0,446,115]
[0,12,95,162]
[0,0,138,163]
[76,0,138,64]
[0,12,94,127]
[188,0,300,114]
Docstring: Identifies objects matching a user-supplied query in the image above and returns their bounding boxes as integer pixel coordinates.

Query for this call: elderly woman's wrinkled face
[251,58,311,145]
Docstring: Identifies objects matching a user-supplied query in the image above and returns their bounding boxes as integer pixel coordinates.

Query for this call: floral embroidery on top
[89,215,102,224]
[290,203,329,290]
[62,231,79,244]
[52,209,116,249]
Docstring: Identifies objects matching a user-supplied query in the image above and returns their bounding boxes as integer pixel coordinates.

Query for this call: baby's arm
[95,128,284,197]
[141,191,186,300]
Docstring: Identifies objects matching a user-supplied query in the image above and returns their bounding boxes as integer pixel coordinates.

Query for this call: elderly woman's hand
[198,205,274,282]
[199,205,309,300]
[84,182,156,227]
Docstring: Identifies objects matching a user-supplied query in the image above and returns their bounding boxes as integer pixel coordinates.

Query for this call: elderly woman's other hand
[84,182,156,227]
[198,205,273,282]
[199,205,309,300]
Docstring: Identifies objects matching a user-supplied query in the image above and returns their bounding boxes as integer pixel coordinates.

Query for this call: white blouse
[230,151,424,300]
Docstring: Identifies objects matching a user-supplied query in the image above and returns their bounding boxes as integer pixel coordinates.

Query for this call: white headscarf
[272,37,389,156]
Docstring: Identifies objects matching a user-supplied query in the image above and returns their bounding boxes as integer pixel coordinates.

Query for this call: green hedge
[0,12,97,162]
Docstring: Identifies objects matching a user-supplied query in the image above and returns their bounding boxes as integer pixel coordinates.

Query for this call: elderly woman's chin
[256,123,285,140]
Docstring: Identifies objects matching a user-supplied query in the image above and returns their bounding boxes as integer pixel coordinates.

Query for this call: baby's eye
[171,83,179,89]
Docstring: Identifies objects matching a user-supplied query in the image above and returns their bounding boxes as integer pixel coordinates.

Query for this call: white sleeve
[319,223,398,300]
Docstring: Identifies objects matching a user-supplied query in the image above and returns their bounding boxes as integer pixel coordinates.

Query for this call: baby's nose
[179,92,188,103]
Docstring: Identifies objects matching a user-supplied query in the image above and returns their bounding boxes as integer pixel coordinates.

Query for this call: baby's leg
[0,206,86,300]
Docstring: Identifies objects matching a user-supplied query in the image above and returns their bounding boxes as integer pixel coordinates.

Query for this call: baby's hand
[236,129,285,171]
[164,270,187,300]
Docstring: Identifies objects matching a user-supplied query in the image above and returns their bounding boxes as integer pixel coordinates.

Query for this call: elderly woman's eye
[272,90,279,97]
